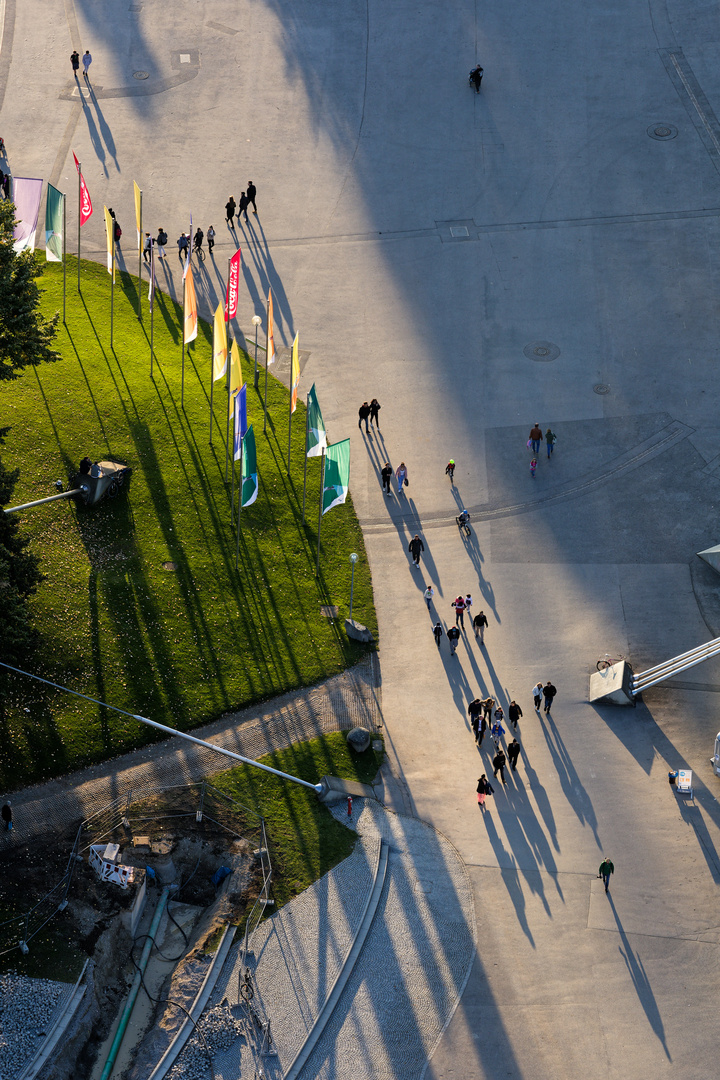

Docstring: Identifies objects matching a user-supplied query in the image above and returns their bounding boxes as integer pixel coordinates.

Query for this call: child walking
[530,457,537,478]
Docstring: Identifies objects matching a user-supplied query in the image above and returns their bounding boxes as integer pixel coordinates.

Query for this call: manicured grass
[0,258,376,790]
[213,731,383,910]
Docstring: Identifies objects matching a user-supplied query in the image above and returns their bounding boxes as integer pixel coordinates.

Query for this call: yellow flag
[103,206,115,281]
[213,303,228,381]
[290,332,300,414]
[133,181,142,250]
[267,289,275,365]
[229,340,243,394]
[184,260,198,344]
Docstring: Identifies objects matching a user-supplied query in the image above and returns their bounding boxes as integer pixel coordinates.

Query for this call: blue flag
[233,383,248,461]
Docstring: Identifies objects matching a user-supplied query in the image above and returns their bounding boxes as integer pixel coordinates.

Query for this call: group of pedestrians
[70,50,92,81]
[0,169,11,199]
[528,423,557,477]
[381,461,408,496]
[358,399,381,433]
[225,183,258,227]
[429,590,489,655]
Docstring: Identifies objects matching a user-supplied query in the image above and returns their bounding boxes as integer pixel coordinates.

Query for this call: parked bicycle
[596,654,626,671]
[239,966,255,1001]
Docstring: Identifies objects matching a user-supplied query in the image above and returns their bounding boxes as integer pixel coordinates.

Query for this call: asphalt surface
[3,0,720,1076]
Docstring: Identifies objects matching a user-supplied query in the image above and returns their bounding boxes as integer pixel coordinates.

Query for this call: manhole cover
[320,605,339,619]
[647,123,677,140]
[523,341,560,362]
[593,383,610,395]
[162,561,177,571]
[133,71,150,80]
[450,226,470,237]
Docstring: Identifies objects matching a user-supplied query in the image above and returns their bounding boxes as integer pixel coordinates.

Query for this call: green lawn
[0,257,376,790]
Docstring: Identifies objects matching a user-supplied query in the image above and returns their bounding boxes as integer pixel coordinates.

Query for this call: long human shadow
[79,94,107,174]
[87,85,119,172]
[608,894,671,1060]
[539,708,602,847]
[244,215,294,337]
[502,760,564,903]
[482,810,536,946]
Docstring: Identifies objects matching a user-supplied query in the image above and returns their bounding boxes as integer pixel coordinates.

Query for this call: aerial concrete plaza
[5,0,720,1075]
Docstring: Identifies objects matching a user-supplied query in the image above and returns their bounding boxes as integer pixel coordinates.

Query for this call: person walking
[452,595,466,628]
[369,398,381,428]
[71,50,80,75]
[238,190,249,223]
[492,749,507,785]
[530,457,537,478]
[545,428,557,458]
[143,233,152,263]
[491,716,505,749]
[1,802,11,831]
[207,225,215,253]
[473,609,488,642]
[532,682,543,710]
[247,180,258,214]
[177,232,189,261]
[469,64,484,92]
[82,50,92,80]
[482,696,495,722]
[543,680,557,714]
[358,401,371,433]
[225,196,236,227]
[193,227,204,254]
[598,857,614,893]
[494,704,505,727]
[468,698,483,739]
[477,774,493,810]
[396,462,408,493]
[2,173,9,200]
[529,423,543,454]
[445,459,456,484]
[507,738,521,771]
[464,593,473,617]
[477,714,488,745]
[508,700,522,728]
[423,585,434,609]
[156,228,168,259]
[433,622,444,648]
[447,625,460,655]
[381,462,393,497]
[408,534,424,568]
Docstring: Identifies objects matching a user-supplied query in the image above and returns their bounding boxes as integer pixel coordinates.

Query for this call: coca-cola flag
[225,247,242,320]
[72,152,93,225]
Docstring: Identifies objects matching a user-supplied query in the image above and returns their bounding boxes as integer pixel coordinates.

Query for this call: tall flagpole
[225,258,231,481]
[287,383,293,477]
[110,230,115,349]
[149,242,155,377]
[315,448,325,576]
[62,193,67,325]
[235,440,244,570]
[137,189,142,322]
[209,285,214,444]
[77,163,81,294]
[263,295,269,436]
[302,393,309,525]
[181,270,186,409]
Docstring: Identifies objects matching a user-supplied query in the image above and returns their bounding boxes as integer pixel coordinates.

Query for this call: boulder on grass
[346,727,371,753]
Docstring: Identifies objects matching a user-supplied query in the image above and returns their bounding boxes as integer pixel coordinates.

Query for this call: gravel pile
[0,973,67,1080]
[168,1001,245,1080]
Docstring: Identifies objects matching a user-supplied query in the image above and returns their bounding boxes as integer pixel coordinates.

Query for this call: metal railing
[631,635,720,695]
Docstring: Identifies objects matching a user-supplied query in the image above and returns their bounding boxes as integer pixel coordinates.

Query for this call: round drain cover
[523,341,560,362]
[593,383,610,395]
[162,561,177,571]
[647,123,677,140]
[133,71,150,80]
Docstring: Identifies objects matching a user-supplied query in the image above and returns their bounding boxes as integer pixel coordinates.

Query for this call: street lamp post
[349,552,358,620]
[252,314,262,390]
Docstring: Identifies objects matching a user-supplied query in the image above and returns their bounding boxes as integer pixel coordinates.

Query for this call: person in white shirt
[83,51,92,80]
[424,586,434,609]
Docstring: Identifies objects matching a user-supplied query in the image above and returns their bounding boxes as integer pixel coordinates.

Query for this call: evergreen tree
[0,427,42,670]
[0,199,60,380]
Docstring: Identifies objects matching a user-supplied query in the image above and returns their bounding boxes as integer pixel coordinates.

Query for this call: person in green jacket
[546,428,557,458]
[598,857,614,892]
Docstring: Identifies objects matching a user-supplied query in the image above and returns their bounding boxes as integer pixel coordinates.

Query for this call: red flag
[225,247,242,320]
[72,152,93,225]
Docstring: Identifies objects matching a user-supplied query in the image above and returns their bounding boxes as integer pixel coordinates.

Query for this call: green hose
[99,886,170,1080]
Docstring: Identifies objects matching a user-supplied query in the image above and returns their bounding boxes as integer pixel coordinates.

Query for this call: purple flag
[12,178,43,253]
[233,383,248,460]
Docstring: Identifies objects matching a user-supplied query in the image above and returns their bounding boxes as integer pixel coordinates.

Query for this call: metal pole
[254,319,260,389]
[181,272,186,409]
[263,296,270,435]
[302,394,309,525]
[231,400,235,525]
[225,260,231,480]
[77,162,81,294]
[110,231,115,349]
[349,554,357,620]
[315,448,325,576]
[62,193,66,324]
[235,438,243,570]
[137,189,142,322]
[149,243,154,377]
[288,382,293,477]
[209,305,214,444]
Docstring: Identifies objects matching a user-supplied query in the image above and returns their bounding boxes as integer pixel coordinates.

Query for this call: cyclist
[445,459,456,483]
[457,509,470,528]
[469,65,483,93]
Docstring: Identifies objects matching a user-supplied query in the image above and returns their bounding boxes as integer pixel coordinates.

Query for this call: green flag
[322,439,350,514]
[306,383,327,458]
[45,183,64,262]
[241,425,258,506]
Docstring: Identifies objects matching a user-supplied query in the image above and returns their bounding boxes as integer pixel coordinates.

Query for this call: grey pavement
[4,0,720,1077]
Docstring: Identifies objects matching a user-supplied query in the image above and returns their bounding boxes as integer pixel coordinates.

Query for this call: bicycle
[456,511,472,537]
[193,244,205,263]
[239,966,254,1001]
[596,654,626,671]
